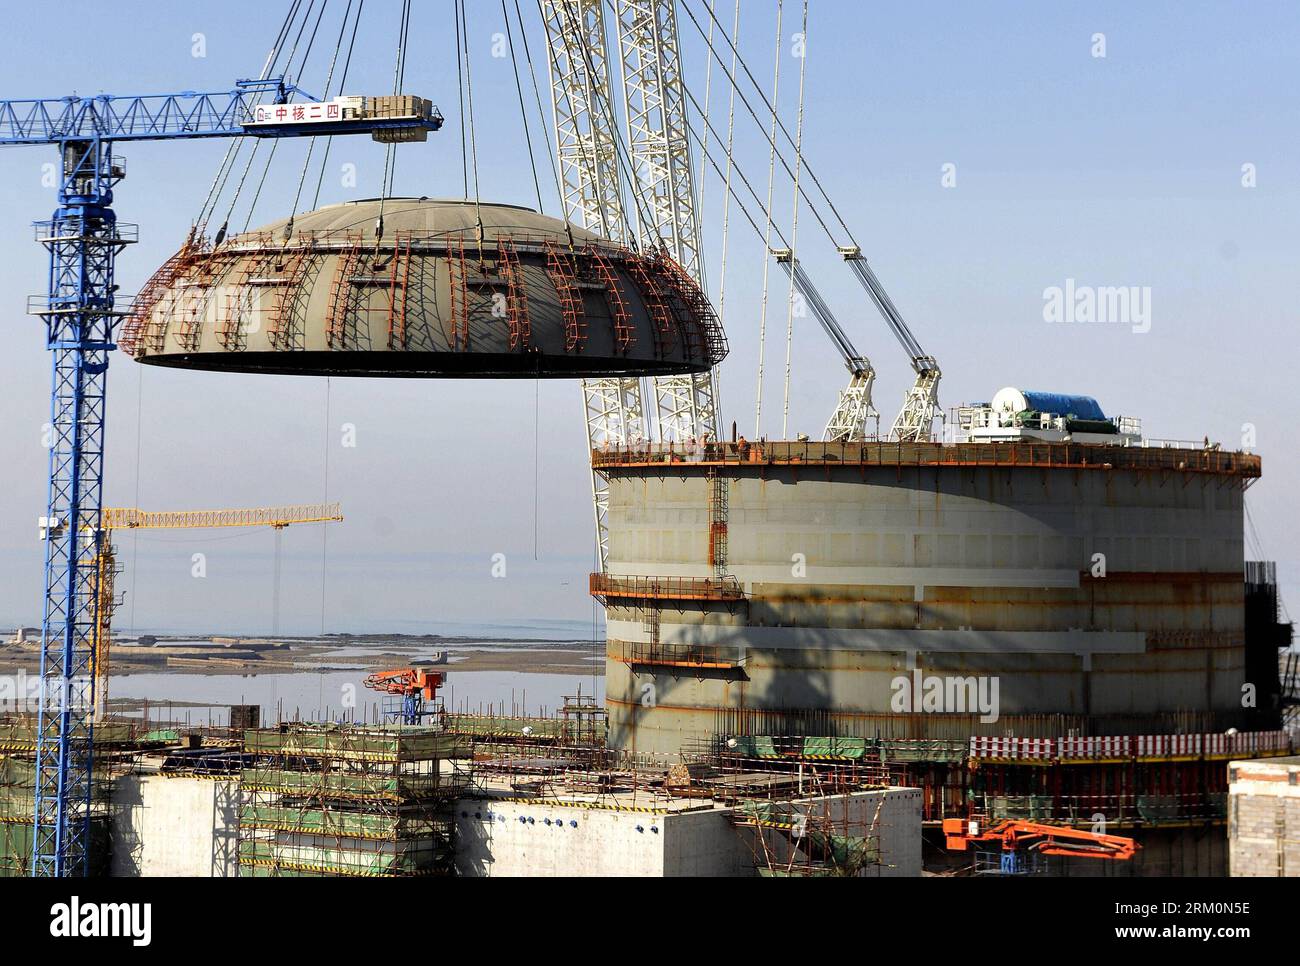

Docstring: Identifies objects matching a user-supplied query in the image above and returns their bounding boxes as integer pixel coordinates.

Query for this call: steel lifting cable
[454,0,470,199]
[545,0,657,251]
[675,42,810,262]
[197,0,306,234]
[713,0,740,396]
[679,0,845,252]
[241,0,328,233]
[681,0,856,251]
[239,141,281,233]
[678,64,863,372]
[503,0,545,214]
[683,0,925,374]
[284,0,338,240]
[683,98,779,253]
[376,0,413,243]
[754,0,784,438]
[514,0,571,244]
[282,0,321,80]
[780,0,810,439]
[312,0,366,210]
[693,0,717,287]
[456,0,485,244]
[290,0,330,86]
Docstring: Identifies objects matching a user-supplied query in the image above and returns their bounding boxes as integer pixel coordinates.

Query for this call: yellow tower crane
[91,503,343,721]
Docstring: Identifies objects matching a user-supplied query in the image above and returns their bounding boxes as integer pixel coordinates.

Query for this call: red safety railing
[590,572,745,602]
[591,439,1261,479]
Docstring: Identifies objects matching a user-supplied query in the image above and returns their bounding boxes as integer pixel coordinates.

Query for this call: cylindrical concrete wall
[596,442,1259,755]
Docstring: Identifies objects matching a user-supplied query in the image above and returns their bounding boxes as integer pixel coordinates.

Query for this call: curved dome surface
[121,198,727,378]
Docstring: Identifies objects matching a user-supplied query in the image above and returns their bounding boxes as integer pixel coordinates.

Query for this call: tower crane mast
[2,75,437,878]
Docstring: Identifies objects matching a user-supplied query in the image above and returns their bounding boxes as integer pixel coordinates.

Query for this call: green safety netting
[801,736,867,758]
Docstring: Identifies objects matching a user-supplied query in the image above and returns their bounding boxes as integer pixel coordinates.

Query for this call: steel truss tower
[0,76,441,877]
[614,0,719,443]
[542,0,649,571]
[31,138,133,876]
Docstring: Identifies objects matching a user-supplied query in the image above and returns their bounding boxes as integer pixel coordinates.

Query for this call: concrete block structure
[1229,755,1300,877]
[454,785,922,877]
[110,775,238,877]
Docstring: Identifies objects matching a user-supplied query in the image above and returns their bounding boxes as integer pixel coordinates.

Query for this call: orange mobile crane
[943,816,1139,872]
[363,667,446,725]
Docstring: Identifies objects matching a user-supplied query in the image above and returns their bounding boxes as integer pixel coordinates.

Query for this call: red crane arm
[943,818,1139,861]
[363,668,445,700]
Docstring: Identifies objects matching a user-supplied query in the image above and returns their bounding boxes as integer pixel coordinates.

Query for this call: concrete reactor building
[590,393,1289,874]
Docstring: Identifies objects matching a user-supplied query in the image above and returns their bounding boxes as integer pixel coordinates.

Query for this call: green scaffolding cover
[244,726,465,762]
[801,736,867,759]
[238,803,447,840]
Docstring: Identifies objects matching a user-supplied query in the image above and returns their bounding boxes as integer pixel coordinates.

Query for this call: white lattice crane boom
[613,0,720,443]
[541,0,649,572]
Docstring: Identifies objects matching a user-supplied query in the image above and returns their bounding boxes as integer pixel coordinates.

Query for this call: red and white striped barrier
[1058,735,1133,760]
[969,731,1291,762]
[968,736,1054,760]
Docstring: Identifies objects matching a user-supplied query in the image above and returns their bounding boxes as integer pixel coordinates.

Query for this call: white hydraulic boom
[839,246,941,442]
[774,249,877,441]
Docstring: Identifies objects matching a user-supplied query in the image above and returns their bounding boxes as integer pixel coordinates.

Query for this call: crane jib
[0,85,442,145]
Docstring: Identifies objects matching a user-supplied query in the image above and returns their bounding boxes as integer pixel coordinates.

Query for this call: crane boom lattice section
[543,0,649,572]
[102,503,343,531]
[614,0,719,443]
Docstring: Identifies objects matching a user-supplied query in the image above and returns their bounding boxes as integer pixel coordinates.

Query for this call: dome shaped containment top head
[121,198,728,379]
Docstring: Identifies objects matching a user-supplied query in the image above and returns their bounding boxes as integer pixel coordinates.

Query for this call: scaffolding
[544,239,588,352]
[681,742,894,877]
[623,253,674,358]
[734,791,888,877]
[587,246,635,354]
[497,237,533,351]
[263,243,320,351]
[324,233,365,350]
[121,230,206,353]
[173,245,231,351]
[0,755,34,877]
[237,723,470,877]
[0,716,129,876]
[215,232,276,350]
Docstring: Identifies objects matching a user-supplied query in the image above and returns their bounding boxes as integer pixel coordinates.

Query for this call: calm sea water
[110,667,605,727]
[128,617,602,642]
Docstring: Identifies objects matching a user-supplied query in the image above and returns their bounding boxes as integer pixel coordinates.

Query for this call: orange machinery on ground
[943,816,1140,868]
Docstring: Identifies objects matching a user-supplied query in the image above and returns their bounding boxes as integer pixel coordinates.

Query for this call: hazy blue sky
[0,1,1295,635]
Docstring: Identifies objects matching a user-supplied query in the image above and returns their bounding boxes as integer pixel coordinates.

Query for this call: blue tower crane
[0,76,441,877]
